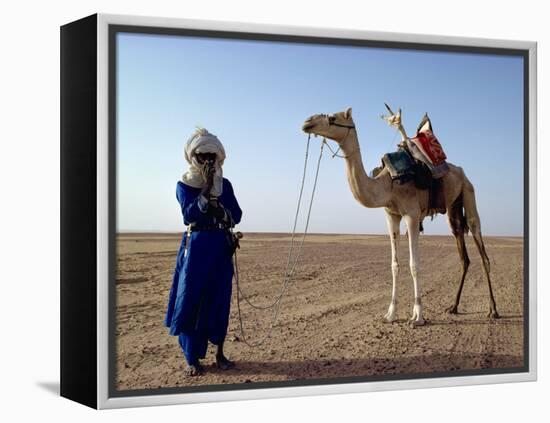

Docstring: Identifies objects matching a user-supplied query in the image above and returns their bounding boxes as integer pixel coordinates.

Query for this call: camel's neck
[340,129,391,208]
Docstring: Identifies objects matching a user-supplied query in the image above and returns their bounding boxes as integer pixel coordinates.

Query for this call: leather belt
[189,222,229,231]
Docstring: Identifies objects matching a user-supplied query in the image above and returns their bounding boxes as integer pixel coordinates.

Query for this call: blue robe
[164,178,242,364]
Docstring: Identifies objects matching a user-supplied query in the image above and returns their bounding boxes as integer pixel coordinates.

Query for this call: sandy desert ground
[115,232,524,391]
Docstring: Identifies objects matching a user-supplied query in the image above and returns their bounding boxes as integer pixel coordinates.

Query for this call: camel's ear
[344,107,353,119]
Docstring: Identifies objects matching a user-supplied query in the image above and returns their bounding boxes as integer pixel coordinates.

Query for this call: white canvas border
[96,13,537,409]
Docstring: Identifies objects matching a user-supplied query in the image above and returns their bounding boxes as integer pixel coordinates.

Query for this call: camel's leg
[404,214,425,326]
[384,212,401,322]
[462,179,499,318]
[445,201,470,314]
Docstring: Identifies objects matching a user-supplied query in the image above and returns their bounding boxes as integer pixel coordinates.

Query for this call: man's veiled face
[195,152,217,167]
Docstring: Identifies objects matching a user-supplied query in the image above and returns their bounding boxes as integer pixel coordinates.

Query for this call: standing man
[165,128,242,376]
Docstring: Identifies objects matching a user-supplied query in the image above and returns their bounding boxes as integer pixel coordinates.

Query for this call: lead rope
[234,138,326,347]
[234,134,311,310]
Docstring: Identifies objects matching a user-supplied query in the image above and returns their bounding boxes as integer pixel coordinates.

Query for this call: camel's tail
[462,176,491,273]
[453,193,469,235]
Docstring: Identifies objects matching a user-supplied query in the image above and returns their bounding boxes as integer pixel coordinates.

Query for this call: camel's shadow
[426,312,523,327]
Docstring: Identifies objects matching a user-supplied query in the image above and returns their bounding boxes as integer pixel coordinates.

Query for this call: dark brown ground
[115,233,524,391]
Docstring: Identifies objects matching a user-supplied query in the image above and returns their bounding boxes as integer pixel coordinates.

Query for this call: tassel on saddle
[414,161,446,216]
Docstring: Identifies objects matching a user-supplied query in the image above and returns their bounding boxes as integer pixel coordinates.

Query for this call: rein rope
[323,139,346,158]
[321,126,355,159]
[233,134,326,348]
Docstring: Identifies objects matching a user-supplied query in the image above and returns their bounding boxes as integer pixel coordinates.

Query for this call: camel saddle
[372,114,448,215]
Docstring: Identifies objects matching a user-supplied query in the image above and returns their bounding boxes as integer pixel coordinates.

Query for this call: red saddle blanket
[410,130,447,166]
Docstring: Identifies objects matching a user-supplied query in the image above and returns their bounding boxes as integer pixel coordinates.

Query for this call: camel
[301,107,499,326]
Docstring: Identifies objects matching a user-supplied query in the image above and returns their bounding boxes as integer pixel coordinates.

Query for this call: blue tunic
[164,178,242,363]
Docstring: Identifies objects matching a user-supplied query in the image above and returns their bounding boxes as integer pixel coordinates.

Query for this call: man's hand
[200,165,215,198]
[211,204,226,220]
[207,198,226,220]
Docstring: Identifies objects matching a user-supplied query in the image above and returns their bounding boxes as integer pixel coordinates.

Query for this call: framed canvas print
[60,13,537,409]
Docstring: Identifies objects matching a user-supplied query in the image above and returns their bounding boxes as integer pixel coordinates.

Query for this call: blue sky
[116,32,524,236]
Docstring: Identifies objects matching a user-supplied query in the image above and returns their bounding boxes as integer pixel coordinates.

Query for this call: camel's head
[302,107,355,144]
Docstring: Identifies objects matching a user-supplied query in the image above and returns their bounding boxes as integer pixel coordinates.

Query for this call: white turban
[182,128,226,197]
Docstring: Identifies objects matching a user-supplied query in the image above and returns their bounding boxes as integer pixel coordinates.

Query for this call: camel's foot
[487,309,500,319]
[216,354,235,370]
[446,304,458,315]
[383,303,398,323]
[184,362,204,377]
[409,304,425,327]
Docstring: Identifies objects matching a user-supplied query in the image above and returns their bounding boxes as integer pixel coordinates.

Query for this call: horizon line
[116,230,524,238]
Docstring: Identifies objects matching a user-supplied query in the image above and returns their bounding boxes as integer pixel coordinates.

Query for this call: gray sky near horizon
[116,32,524,236]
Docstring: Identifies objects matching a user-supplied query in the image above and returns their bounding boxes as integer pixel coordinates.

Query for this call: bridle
[326,114,355,129]
[323,114,359,159]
